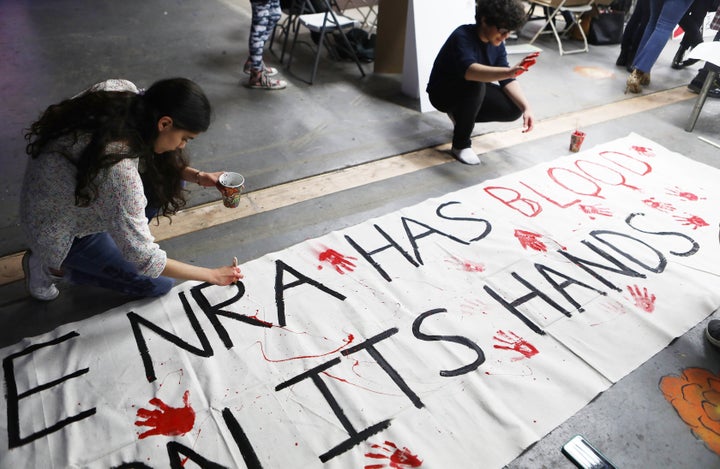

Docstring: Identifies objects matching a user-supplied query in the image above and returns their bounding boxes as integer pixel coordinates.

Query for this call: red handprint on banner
[642,197,676,212]
[666,186,704,202]
[631,145,654,156]
[318,248,357,274]
[627,285,656,313]
[493,330,539,361]
[135,390,195,439]
[514,229,547,252]
[365,441,423,468]
[674,214,708,230]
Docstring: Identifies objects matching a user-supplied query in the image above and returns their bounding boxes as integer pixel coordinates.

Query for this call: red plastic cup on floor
[569,130,586,153]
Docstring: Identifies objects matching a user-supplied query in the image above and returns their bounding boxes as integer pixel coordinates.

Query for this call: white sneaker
[22,251,59,301]
[451,147,481,165]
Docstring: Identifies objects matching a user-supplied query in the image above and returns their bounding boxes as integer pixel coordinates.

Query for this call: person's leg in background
[688,29,720,97]
[627,0,694,92]
[246,0,287,90]
[617,0,651,70]
[673,0,714,68]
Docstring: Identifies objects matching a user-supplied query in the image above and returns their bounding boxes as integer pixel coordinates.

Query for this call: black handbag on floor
[588,10,625,45]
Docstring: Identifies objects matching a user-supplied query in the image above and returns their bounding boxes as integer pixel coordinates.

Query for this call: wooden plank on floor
[0,87,695,286]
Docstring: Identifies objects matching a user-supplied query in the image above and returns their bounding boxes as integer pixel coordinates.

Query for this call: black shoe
[706,319,720,348]
[672,46,689,69]
[688,80,720,98]
[673,43,702,69]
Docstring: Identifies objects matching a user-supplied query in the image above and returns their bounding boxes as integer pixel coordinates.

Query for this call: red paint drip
[365,441,423,468]
[322,371,398,396]
[461,260,484,272]
[448,255,485,272]
[135,390,195,439]
[248,314,273,327]
[579,203,612,220]
[257,334,354,362]
[514,229,547,252]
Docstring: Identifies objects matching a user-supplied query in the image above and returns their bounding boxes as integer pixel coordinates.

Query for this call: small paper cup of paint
[569,130,586,153]
[217,172,245,208]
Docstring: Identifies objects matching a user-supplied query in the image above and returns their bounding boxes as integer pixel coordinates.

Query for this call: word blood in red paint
[364,440,423,468]
[135,390,195,439]
[674,214,708,230]
[493,330,539,361]
[666,186,704,202]
[514,229,547,252]
[627,285,656,313]
[318,248,357,274]
[578,203,612,220]
[631,145,654,156]
[642,197,676,212]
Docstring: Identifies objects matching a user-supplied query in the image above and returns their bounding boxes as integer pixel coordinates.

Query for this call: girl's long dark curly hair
[476,0,527,31]
[24,77,212,218]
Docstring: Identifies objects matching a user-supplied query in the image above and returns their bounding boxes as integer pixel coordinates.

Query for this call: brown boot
[625,69,650,94]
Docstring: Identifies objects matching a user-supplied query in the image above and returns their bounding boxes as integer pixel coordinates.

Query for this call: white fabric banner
[3,133,719,468]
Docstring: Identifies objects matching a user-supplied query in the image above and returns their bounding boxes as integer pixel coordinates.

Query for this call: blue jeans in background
[632,0,694,73]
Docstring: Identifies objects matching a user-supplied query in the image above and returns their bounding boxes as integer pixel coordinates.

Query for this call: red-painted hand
[135,390,195,439]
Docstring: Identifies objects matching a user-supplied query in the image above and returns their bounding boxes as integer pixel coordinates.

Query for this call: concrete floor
[1,0,720,467]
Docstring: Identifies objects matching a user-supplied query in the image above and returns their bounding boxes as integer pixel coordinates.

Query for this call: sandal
[247,70,287,90]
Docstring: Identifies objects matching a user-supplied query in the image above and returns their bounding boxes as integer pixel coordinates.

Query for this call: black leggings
[678,0,715,49]
[429,81,522,149]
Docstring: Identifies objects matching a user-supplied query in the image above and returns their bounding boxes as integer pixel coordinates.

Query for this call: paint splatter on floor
[574,66,615,79]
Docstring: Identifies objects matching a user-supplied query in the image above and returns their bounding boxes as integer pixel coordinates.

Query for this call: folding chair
[525,0,598,55]
[339,0,379,34]
[685,41,720,132]
[269,0,318,64]
[286,0,367,84]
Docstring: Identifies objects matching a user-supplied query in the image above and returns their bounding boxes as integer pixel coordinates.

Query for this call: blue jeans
[62,233,174,297]
[632,0,694,73]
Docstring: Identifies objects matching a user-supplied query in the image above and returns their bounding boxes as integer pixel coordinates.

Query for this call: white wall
[401,0,476,112]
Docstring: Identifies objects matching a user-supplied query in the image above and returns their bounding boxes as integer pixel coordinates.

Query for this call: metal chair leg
[334,28,366,78]
[310,27,327,84]
[286,18,302,74]
[686,70,717,132]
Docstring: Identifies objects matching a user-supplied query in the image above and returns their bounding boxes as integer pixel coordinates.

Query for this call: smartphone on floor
[561,435,617,469]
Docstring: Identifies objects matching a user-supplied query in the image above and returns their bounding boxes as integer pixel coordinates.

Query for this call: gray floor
[1,0,720,467]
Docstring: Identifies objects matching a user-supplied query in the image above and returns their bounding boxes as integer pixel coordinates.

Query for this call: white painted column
[401,0,476,112]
